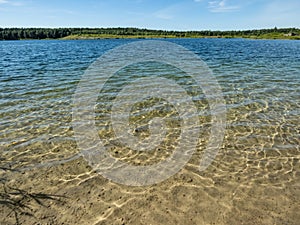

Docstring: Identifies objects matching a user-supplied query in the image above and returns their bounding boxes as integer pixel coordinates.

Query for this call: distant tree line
[0,27,299,40]
[0,28,73,40]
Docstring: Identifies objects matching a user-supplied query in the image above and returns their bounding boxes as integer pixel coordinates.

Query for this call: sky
[0,0,299,30]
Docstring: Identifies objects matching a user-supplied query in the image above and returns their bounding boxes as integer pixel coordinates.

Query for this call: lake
[0,38,299,224]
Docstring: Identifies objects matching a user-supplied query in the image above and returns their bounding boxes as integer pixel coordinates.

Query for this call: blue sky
[0,0,299,30]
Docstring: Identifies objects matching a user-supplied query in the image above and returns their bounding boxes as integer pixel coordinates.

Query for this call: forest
[0,27,299,40]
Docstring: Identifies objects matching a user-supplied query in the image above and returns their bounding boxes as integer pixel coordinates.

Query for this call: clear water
[1,39,299,167]
[0,38,299,224]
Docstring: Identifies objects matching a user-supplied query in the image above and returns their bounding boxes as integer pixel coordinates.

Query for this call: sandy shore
[1,147,299,225]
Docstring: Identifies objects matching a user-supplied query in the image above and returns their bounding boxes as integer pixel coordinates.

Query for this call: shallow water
[0,38,299,224]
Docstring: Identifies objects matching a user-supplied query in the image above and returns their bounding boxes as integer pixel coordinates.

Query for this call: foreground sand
[1,147,299,225]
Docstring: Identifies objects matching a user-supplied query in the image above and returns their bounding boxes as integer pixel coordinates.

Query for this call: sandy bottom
[1,147,299,225]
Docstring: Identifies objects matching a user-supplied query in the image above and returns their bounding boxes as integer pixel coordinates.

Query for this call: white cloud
[0,0,8,4]
[0,0,24,6]
[208,0,239,13]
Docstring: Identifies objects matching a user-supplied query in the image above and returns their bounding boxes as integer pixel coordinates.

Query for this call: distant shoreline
[60,34,300,41]
[1,27,299,41]
[1,36,299,41]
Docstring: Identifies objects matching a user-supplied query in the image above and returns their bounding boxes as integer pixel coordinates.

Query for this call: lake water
[0,38,299,224]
